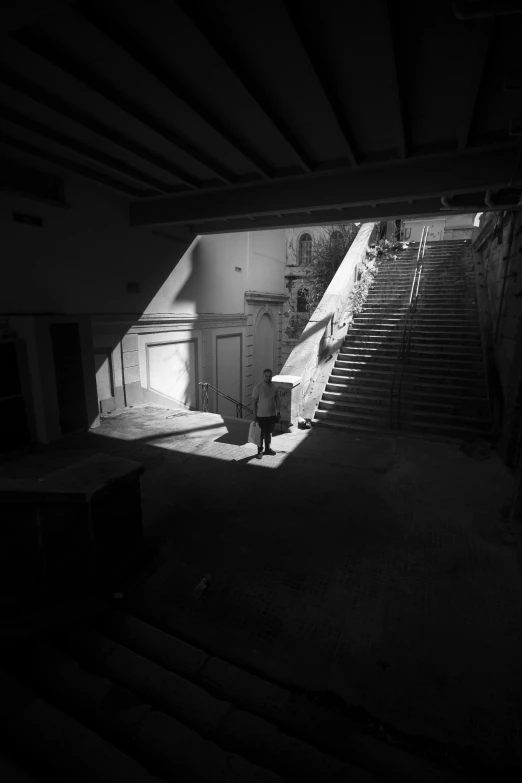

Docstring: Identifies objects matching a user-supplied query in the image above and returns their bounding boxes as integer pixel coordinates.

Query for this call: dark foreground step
[96,609,477,783]
[2,609,481,783]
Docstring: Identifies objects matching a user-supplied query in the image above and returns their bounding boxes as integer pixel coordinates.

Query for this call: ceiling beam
[384,0,408,160]
[457,20,494,149]
[187,198,449,234]
[282,0,359,167]
[504,78,522,91]
[0,104,175,194]
[174,0,312,173]
[0,64,194,191]
[0,130,154,197]
[0,155,67,206]
[13,28,237,186]
[72,3,273,180]
[129,144,521,227]
[453,1,522,20]
[1,0,76,32]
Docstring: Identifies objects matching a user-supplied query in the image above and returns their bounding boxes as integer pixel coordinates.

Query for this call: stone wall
[281,226,322,350]
[473,209,522,465]
[275,223,375,427]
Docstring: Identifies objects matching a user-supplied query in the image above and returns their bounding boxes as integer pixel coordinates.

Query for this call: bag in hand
[248,421,262,447]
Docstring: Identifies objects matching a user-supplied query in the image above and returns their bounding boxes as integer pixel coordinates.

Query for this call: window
[330,230,344,250]
[298,233,312,265]
[297,287,309,312]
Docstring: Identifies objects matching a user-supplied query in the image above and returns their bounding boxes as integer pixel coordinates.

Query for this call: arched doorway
[253,311,275,387]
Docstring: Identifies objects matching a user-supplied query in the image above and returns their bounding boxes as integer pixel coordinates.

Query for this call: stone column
[272,374,301,430]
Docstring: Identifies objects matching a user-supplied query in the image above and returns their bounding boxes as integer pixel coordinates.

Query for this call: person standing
[252,368,280,458]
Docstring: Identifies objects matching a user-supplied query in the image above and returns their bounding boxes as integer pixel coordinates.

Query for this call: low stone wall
[273,222,375,427]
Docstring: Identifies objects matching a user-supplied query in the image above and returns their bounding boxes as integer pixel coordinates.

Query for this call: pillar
[272,374,301,430]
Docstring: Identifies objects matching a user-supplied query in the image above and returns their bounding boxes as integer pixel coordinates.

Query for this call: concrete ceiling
[1,0,522,234]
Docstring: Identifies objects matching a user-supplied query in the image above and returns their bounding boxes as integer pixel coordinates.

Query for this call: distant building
[402,214,476,242]
[281,225,358,365]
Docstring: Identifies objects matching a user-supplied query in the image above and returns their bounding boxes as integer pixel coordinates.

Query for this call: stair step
[369,287,474,294]
[325,380,488,401]
[330,368,487,386]
[315,408,492,437]
[314,412,491,442]
[337,351,484,366]
[361,305,478,313]
[344,338,483,351]
[4,618,381,783]
[348,332,481,344]
[311,415,462,442]
[353,317,480,328]
[320,392,490,418]
[345,343,484,357]
[89,609,462,783]
[365,297,475,304]
[369,290,477,295]
[350,325,480,334]
[333,362,486,379]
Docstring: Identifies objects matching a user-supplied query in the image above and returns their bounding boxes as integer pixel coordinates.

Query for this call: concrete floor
[52,404,522,774]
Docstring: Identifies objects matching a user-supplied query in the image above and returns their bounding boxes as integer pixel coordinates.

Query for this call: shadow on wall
[165,233,249,315]
[92,233,198,422]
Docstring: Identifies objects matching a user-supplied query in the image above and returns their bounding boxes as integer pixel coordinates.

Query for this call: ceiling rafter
[188,198,448,235]
[384,0,408,160]
[12,28,237,186]
[72,2,273,179]
[174,0,313,173]
[129,144,521,227]
[458,19,494,149]
[282,0,359,168]
[0,130,154,197]
[0,64,194,190]
[0,103,175,194]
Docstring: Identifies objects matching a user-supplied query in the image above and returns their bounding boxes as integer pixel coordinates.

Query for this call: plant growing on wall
[302,224,360,311]
[284,310,310,340]
[284,224,358,340]
[346,239,410,315]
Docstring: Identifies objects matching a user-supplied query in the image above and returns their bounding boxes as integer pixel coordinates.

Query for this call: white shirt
[252,382,278,417]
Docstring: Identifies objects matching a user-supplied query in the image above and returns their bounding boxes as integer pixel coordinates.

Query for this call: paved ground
[51,403,522,774]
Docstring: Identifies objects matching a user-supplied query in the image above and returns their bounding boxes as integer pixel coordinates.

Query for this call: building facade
[281,225,360,365]
[402,214,476,242]
[0,176,287,448]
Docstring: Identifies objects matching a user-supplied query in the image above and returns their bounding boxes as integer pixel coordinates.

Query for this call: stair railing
[389,226,429,430]
[199,381,253,418]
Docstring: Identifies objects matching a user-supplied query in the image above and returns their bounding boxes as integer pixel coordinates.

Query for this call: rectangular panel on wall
[147,340,197,408]
[94,350,115,413]
[216,335,241,418]
[94,352,113,400]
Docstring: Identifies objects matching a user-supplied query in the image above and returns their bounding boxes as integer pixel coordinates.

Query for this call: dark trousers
[257,416,276,451]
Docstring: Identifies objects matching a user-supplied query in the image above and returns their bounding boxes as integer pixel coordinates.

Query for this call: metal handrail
[199,381,252,418]
[389,226,429,430]
[408,225,428,305]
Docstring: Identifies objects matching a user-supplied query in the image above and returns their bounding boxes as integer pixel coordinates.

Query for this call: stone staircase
[0,604,482,783]
[315,239,493,441]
